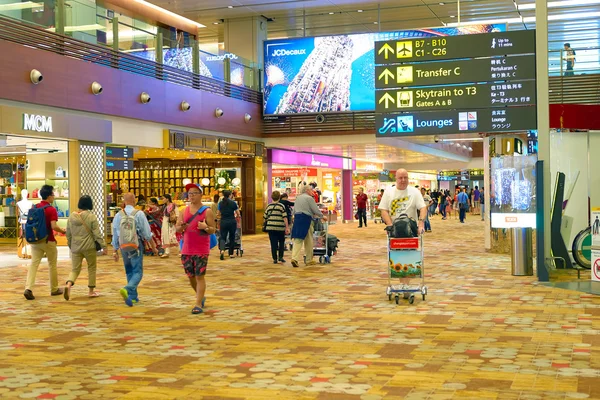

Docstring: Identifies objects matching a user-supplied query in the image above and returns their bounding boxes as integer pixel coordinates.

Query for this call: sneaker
[220,252,224,260]
[51,288,64,296]
[291,259,299,268]
[125,297,133,307]
[119,288,128,302]
[273,260,278,264]
[279,258,286,263]
[23,289,35,300]
[358,225,362,228]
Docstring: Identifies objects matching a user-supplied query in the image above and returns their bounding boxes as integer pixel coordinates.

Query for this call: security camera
[244,113,252,123]
[140,92,151,104]
[315,114,326,124]
[91,81,103,95]
[30,69,43,84]
[215,108,224,118]
[181,101,191,111]
[434,135,440,143]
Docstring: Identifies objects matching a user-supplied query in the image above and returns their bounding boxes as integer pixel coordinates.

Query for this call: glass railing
[549,47,600,76]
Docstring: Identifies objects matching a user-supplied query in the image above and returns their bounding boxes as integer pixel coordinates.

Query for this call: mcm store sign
[23,114,53,133]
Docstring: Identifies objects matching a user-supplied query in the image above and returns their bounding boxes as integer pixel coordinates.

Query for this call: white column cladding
[535,0,551,264]
[484,136,491,250]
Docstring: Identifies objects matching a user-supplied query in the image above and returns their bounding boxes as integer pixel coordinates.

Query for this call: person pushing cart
[379,169,428,304]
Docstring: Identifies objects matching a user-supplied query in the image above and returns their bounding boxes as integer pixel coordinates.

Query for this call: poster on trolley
[263,24,506,115]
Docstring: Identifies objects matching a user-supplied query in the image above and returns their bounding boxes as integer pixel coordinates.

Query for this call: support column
[241,157,267,235]
[484,136,491,250]
[342,170,353,222]
[535,0,551,269]
[223,16,268,66]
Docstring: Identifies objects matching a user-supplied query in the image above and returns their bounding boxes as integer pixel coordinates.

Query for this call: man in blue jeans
[457,187,470,223]
[112,193,155,306]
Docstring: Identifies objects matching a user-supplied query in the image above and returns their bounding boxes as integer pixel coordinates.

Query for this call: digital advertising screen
[263,25,506,115]
[490,154,538,228]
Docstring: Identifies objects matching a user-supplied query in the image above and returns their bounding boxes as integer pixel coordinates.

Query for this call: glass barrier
[549,47,600,76]
[64,0,97,44]
[0,0,52,29]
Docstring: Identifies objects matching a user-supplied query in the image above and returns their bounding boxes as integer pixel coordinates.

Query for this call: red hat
[185,183,202,193]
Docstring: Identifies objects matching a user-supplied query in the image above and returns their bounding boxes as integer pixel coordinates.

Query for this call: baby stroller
[144,213,165,256]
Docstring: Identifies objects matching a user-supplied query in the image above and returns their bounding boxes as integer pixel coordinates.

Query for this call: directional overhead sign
[376,107,537,137]
[375,30,535,64]
[375,55,536,89]
[375,81,536,113]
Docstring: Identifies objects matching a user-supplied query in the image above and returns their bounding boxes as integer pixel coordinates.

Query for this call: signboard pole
[535,0,552,275]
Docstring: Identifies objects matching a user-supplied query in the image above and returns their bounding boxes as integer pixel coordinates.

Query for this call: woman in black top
[218,190,239,259]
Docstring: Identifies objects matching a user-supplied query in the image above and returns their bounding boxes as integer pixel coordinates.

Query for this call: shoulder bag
[76,213,103,251]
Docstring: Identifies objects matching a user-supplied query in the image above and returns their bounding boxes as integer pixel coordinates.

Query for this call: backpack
[391,214,418,238]
[118,209,140,251]
[25,204,51,244]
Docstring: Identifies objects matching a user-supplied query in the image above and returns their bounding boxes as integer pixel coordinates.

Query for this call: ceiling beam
[376,136,471,162]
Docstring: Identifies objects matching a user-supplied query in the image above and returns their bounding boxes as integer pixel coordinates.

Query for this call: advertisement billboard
[263,25,506,115]
[490,154,538,228]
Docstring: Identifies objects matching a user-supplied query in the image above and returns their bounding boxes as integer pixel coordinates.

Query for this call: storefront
[267,149,355,222]
[0,104,111,253]
[105,129,264,234]
[409,172,439,191]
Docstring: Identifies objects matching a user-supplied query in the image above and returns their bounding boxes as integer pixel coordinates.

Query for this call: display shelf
[31,197,69,201]
[27,177,69,181]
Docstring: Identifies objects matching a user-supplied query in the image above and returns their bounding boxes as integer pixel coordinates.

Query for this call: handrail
[0,14,262,105]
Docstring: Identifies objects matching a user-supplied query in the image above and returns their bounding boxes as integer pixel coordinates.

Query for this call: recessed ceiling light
[329,12,334,14]
[450,15,456,17]
[213,22,219,25]
[374,21,378,24]
[439,1,445,4]
[358,9,363,12]
[227,5,233,8]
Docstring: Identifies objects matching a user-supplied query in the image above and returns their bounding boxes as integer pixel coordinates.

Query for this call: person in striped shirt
[263,191,290,264]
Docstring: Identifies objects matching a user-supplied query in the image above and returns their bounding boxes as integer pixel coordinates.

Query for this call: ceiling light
[228,5,233,8]
[213,22,219,25]
[439,2,445,4]
[468,147,473,151]
[358,9,363,12]
[133,0,205,28]
[374,21,378,24]
[447,16,523,26]
[450,15,456,18]
[329,12,334,15]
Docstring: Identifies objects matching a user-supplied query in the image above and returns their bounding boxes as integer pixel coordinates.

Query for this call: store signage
[272,168,318,177]
[376,107,537,137]
[491,213,536,229]
[23,113,52,133]
[375,55,536,89]
[269,149,356,170]
[375,30,535,64]
[106,146,132,159]
[376,81,536,113]
[106,159,132,171]
[0,164,11,179]
[205,52,239,62]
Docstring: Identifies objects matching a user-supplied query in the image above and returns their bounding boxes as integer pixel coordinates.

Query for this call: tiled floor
[0,216,598,399]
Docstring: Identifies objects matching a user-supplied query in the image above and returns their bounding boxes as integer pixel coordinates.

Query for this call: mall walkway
[0,216,598,399]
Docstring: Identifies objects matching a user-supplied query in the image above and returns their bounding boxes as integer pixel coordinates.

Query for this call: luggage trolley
[385,232,427,304]
[312,219,331,264]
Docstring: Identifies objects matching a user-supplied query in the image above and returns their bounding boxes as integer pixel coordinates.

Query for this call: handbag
[75,212,102,251]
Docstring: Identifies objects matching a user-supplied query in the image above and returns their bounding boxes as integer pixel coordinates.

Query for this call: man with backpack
[24,185,66,300]
[112,193,154,307]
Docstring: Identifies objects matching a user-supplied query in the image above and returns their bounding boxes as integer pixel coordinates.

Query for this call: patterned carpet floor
[0,215,599,400]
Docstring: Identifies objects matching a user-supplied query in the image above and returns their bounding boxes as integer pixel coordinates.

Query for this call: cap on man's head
[564,42,571,47]
[185,183,203,193]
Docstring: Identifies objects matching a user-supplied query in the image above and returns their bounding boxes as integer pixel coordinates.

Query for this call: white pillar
[535,0,551,264]
[484,136,491,250]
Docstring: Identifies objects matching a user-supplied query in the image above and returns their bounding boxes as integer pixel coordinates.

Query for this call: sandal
[191,306,203,314]
[88,291,100,297]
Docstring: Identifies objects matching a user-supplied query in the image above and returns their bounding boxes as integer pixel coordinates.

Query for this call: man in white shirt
[379,169,427,233]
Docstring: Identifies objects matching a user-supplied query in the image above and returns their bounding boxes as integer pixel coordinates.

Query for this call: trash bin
[511,228,533,276]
